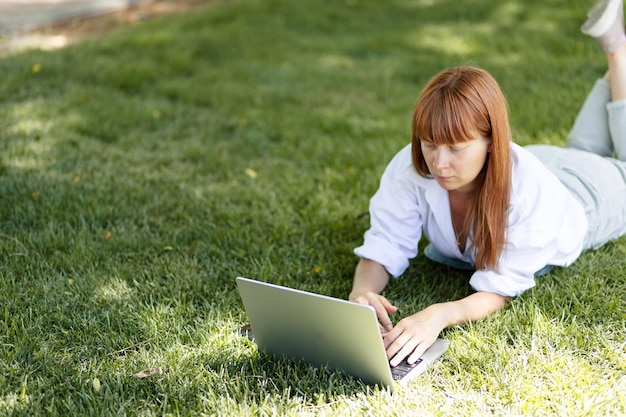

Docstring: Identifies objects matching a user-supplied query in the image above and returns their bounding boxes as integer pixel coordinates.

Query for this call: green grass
[0,0,624,415]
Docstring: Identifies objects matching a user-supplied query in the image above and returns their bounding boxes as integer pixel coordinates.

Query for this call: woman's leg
[553,2,626,253]
[566,80,613,157]
[607,42,626,159]
[607,42,626,99]
[569,0,626,159]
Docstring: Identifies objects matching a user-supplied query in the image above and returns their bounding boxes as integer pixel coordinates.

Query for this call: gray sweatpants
[527,79,626,250]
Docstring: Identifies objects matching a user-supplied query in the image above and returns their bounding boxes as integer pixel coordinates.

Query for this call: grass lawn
[0,0,624,415]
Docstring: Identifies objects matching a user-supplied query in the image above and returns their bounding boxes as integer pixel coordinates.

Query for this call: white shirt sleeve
[354,145,424,277]
[469,145,587,297]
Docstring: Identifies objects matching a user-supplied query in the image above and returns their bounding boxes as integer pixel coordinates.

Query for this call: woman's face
[420,135,491,194]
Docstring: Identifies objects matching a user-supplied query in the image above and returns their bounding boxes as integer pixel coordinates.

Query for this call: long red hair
[412,67,512,270]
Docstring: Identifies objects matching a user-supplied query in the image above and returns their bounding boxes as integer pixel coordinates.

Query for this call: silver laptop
[236,276,449,391]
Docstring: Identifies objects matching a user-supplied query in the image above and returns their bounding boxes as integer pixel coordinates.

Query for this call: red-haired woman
[350,0,626,367]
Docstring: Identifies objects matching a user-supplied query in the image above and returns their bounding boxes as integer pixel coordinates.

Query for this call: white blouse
[354,142,588,297]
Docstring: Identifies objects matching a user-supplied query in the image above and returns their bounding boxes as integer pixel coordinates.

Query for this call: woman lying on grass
[350,0,626,367]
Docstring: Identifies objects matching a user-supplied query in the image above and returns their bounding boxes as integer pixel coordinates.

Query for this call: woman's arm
[349,258,398,332]
[349,258,510,366]
[438,291,510,326]
[384,291,510,366]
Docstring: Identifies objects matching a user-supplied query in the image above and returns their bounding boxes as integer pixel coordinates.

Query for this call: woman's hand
[350,291,398,332]
[383,291,509,366]
[382,305,446,366]
[349,258,396,331]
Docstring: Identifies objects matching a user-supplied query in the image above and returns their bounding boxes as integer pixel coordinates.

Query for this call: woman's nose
[433,148,450,168]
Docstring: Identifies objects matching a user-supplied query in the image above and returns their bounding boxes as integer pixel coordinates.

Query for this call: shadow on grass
[209,346,382,400]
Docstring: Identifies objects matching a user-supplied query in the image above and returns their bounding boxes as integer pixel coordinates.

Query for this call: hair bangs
[414,90,484,146]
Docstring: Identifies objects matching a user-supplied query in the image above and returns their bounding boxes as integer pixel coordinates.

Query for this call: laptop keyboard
[391,357,424,380]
